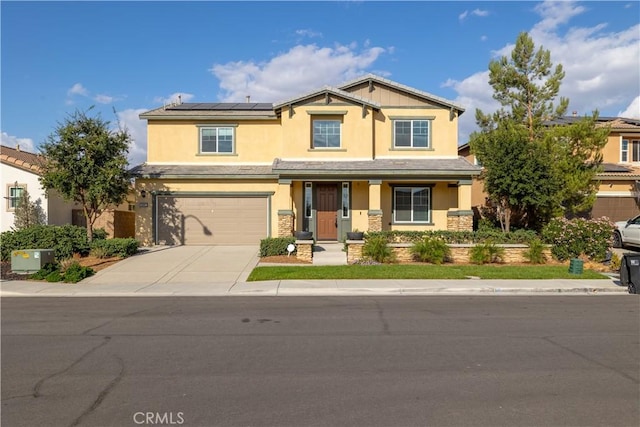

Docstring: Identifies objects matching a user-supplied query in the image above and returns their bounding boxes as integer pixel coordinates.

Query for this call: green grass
[247,264,608,281]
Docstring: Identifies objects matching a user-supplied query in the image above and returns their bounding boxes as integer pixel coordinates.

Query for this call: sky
[1,0,639,166]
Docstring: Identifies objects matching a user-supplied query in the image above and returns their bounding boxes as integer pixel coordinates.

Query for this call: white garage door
[156,196,268,245]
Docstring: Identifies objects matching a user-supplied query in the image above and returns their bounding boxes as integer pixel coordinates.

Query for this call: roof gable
[0,145,42,174]
[338,74,465,113]
[273,86,381,110]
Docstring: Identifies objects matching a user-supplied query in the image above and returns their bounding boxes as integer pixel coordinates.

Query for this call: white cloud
[459,9,489,21]
[95,94,115,104]
[67,83,88,97]
[1,132,36,153]
[448,0,640,143]
[153,92,195,105]
[210,43,387,102]
[114,109,148,166]
[295,29,322,38]
[619,96,640,119]
[480,35,488,42]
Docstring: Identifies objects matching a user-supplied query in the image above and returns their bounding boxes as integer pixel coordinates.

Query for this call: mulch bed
[1,256,124,281]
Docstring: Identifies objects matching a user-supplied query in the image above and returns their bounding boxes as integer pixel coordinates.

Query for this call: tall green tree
[12,189,47,230]
[471,32,608,230]
[39,109,131,241]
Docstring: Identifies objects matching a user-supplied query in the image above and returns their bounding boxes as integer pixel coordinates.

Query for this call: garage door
[156,196,268,245]
[591,197,639,222]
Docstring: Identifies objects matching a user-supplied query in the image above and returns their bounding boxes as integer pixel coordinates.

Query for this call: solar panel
[166,102,274,111]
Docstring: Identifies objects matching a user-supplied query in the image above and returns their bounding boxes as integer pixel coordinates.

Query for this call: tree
[12,189,46,230]
[39,109,131,241]
[471,32,608,231]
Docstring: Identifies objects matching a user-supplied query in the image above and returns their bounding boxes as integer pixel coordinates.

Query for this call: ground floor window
[393,187,431,223]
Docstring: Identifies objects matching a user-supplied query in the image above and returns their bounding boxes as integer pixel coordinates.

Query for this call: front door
[316,184,338,240]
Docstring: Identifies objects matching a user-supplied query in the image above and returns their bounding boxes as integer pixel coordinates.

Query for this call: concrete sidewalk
[0,277,630,297]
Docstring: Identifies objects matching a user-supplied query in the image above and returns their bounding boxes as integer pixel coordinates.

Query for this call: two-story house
[459,116,640,222]
[132,74,481,245]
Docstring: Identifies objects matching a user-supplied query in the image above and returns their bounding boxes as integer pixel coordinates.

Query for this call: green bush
[259,237,296,257]
[410,237,451,264]
[542,217,614,261]
[90,238,139,258]
[362,235,395,263]
[0,225,90,261]
[470,242,505,264]
[29,262,60,280]
[45,270,63,282]
[92,228,109,240]
[523,238,547,264]
[365,229,537,245]
[62,262,94,283]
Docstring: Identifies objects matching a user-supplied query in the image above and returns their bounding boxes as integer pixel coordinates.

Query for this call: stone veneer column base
[368,210,383,232]
[277,210,294,237]
[447,210,474,231]
[346,240,364,264]
[295,240,313,262]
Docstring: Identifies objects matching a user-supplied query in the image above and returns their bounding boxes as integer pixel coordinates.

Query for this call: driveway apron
[82,246,259,286]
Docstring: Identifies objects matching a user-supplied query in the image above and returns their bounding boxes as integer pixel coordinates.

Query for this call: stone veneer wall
[446,213,474,231]
[295,240,313,262]
[278,212,294,237]
[346,242,552,264]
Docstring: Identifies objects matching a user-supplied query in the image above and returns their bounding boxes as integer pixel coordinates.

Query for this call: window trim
[621,138,640,163]
[311,118,342,149]
[198,125,237,154]
[391,118,433,149]
[6,183,26,212]
[392,186,432,224]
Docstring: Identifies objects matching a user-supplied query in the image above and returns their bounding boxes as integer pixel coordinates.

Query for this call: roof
[338,73,466,113]
[129,163,276,179]
[272,157,481,179]
[140,73,464,119]
[0,145,42,174]
[545,116,640,131]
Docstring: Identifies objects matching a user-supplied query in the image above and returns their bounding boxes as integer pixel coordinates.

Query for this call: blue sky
[2,1,639,166]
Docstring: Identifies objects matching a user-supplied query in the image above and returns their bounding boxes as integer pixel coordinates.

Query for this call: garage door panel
[157,196,268,245]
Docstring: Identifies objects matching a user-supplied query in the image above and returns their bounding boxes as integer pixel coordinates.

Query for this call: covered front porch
[273,158,480,240]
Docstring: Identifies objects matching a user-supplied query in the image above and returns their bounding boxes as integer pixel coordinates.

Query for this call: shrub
[362,235,395,263]
[610,252,621,272]
[542,217,614,261]
[62,262,94,283]
[90,238,139,258]
[523,238,547,264]
[92,228,109,240]
[259,237,296,257]
[0,225,90,261]
[470,242,505,264]
[410,237,451,264]
[45,270,63,282]
[365,229,537,245]
[29,262,60,280]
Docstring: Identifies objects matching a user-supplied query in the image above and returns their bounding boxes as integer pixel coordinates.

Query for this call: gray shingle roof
[130,164,276,179]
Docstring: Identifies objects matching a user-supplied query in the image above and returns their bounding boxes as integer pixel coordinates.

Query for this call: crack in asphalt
[80,305,169,335]
[68,355,125,427]
[373,299,391,335]
[32,336,112,398]
[542,336,639,384]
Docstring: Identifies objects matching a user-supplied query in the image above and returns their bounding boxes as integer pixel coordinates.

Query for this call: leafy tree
[12,189,47,230]
[471,32,608,230]
[39,109,131,241]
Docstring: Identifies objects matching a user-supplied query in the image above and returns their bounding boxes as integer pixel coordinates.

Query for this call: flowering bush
[541,217,614,261]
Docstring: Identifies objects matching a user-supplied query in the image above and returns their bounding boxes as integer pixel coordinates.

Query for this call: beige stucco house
[132,74,481,246]
[459,116,640,222]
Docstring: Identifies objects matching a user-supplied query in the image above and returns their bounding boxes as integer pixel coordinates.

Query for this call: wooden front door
[316,184,338,240]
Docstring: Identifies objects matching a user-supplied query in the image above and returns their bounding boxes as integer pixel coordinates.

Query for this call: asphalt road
[2,296,639,427]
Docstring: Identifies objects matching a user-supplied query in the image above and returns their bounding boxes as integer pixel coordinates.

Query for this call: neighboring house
[0,145,74,231]
[132,74,481,246]
[458,116,640,222]
[0,144,136,236]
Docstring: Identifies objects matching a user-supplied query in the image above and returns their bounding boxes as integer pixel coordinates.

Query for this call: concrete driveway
[82,245,259,286]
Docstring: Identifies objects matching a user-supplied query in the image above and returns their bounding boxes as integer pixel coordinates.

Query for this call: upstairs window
[394,119,430,148]
[200,127,234,154]
[312,120,341,148]
[622,139,640,163]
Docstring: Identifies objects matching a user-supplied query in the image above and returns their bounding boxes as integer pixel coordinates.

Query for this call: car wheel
[612,231,623,248]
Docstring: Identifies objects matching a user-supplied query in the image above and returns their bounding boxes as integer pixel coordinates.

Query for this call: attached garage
[591,196,639,222]
[156,195,269,245]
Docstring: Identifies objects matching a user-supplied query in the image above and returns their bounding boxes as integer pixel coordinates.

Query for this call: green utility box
[568,258,584,275]
[11,249,55,274]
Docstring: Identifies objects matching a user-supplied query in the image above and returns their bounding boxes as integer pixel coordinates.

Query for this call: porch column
[447,180,473,231]
[277,179,294,237]
[368,179,383,232]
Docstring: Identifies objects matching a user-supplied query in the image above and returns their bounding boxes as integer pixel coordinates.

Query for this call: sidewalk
[0,277,630,297]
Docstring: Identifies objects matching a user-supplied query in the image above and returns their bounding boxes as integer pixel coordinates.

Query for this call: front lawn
[247,264,608,281]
